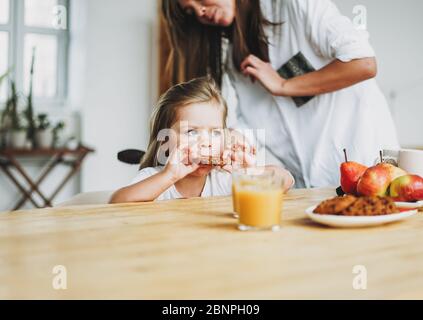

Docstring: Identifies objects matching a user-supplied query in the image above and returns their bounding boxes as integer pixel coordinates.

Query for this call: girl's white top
[225,0,399,188]
[131,167,232,201]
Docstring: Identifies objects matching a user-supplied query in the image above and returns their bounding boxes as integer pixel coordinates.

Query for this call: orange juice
[237,188,284,228]
[232,167,285,231]
[232,183,239,214]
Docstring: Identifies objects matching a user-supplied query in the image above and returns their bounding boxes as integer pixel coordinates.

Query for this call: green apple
[389,175,423,202]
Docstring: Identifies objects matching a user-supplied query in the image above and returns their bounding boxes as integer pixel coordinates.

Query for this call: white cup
[379,149,400,166]
[398,149,423,177]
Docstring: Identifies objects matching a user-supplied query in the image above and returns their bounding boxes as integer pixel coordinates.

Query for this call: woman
[162,0,399,188]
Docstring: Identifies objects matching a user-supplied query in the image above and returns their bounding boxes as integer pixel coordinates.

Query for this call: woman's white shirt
[131,167,232,201]
[225,0,399,188]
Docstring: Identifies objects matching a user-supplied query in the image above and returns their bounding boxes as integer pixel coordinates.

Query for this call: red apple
[339,149,368,195]
[340,161,368,195]
[389,175,423,202]
[357,164,392,196]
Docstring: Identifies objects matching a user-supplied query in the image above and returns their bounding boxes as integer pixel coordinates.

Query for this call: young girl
[110,77,294,203]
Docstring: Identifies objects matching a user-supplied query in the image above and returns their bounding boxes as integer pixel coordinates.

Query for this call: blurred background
[0,0,422,211]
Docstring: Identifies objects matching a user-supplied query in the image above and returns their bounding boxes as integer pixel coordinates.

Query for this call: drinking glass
[232,167,285,232]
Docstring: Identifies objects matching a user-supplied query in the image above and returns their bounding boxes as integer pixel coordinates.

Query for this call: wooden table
[0,188,422,300]
[0,146,94,211]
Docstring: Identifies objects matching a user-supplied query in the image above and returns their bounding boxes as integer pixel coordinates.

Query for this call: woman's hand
[164,142,200,182]
[241,54,288,96]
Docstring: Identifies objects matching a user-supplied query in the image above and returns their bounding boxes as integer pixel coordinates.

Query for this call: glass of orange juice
[232,167,285,232]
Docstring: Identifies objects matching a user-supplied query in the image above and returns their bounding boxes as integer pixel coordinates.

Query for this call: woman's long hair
[162,0,279,88]
[141,77,228,169]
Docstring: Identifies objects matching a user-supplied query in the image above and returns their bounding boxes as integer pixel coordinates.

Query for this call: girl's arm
[109,170,178,203]
[109,142,200,204]
[265,165,295,193]
[241,55,377,97]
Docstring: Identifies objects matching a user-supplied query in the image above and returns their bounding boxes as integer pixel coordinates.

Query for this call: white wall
[0,0,158,211]
[333,0,423,148]
[69,0,158,193]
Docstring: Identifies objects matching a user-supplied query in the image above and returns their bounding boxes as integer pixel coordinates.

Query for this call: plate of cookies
[306,195,417,228]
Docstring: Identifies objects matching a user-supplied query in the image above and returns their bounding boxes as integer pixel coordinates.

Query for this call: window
[0,0,69,106]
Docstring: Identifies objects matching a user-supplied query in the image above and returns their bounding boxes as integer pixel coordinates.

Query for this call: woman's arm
[278,58,377,97]
[280,58,377,96]
[109,170,178,203]
[241,55,377,97]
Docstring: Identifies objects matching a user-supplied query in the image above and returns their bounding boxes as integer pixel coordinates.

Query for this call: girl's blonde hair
[141,77,228,169]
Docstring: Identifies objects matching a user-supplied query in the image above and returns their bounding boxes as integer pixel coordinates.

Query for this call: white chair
[57,149,144,207]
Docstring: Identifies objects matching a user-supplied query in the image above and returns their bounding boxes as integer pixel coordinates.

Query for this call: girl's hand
[228,129,256,155]
[221,149,255,173]
[164,142,200,182]
[221,130,257,173]
[240,54,288,96]
[232,148,257,169]
[265,165,295,193]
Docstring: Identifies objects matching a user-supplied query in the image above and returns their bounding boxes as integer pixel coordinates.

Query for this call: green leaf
[0,70,10,87]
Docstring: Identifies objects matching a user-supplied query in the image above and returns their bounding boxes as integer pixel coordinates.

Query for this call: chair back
[117,149,145,165]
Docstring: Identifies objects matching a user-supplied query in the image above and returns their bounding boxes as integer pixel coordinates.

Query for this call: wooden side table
[0,146,94,211]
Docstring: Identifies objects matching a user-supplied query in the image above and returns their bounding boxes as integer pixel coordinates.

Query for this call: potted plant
[0,69,13,148]
[2,80,24,148]
[25,48,37,147]
[0,109,11,149]
[35,113,53,149]
[10,114,27,149]
[52,121,65,148]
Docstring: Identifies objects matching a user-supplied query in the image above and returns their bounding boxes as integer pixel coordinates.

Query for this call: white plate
[395,201,423,209]
[305,206,417,228]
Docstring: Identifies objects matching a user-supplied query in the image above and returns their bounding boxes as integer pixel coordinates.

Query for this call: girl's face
[178,0,236,27]
[173,101,226,177]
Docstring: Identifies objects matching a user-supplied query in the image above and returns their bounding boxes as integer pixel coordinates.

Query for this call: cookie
[341,196,397,216]
[313,195,357,215]
[199,156,230,166]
